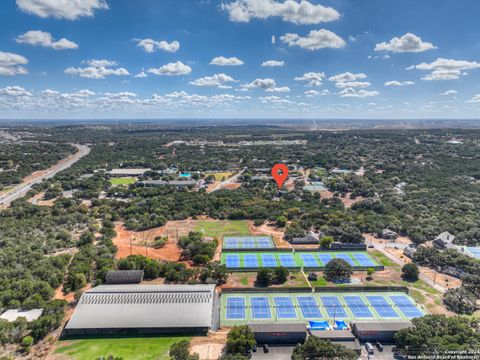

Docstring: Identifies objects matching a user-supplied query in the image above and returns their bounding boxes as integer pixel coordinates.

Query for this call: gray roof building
[352,320,412,342]
[109,168,151,177]
[105,270,144,284]
[0,309,43,322]
[139,180,197,187]
[64,284,216,335]
[248,323,307,344]
[433,231,457,250]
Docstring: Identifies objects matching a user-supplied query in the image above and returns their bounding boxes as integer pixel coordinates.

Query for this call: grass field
[54,336,190,360]
[195,220,250,237]
[109,177,137,185]
[369,250,397,267]
[207,172,233,181]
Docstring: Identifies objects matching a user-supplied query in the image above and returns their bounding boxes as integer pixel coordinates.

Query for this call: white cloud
[0,51,29,76]
[16,0,108,20]
[467,95,480,103]
[384,80,415,87]
[210,56,244,66]
[134,70,148,78]
[335,81,370,88]
[280,29,345,50]
[64,59,129,79]
[338,88,379,98]
[375,33,436,53]
[0,86,31,97]
[147,61,192,76]
[304,89,329,97]
[135,39,180,53]
[271,35,276,44]
[16,30,78,50]
[189,73,237,88]
[222,0,340,24]
[441,90,458,96]
[240,78,290,92]
[261,60,284,67]
[328,72,370,88]
[408,58,480,80]
[294,72,325,86]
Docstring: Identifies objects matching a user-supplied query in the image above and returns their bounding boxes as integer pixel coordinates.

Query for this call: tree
[395,315,480,355]
[256,268,273,287]
[21,336,33,352]
[226,326,256,355]
[78,231,95,246]
[443,287,477,315]
[276,215,287,227]
[274,266,289,284]
[292,337,357,360]
[366,267,375,280]
[169,340,199,360]
[319,236,334,249]
[324,259,352,283]
[402,263,419,282]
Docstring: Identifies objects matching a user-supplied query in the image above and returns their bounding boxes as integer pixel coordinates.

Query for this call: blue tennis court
[390,295,423,318]
[297,296,322,318]
[244,254,259,268]
[466,247,480,259]
[225,238,239,248]
[279,254,296,267]
[320,296,347,318]
[251,297,271,319]
[261,254,277,267]
[317,254,333,266]
[225,254,240,268]
[243,238,255,248]
[344,296,373,318]
[300,254,319,267]
[335,254,355,266]
[257,237,273,248]
[367,296,399,318]
[274,297,297,319]
[354,253,376,267]
[226,298,245,319]
[223,236,275,249]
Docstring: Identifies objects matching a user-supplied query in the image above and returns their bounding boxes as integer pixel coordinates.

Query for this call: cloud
[210,56,244,66]
[64,59,129,79]
[222,0,340,24]
[329,72,369,88]
[305,89,329,97]
[240,78,290,92]
[384,80,415,87]
[134,70,148,78]
[294,72,325,86]
[16,30,78,50]
[0,51,29,76]
[280,29,345,50]
[189,73,237,88]
[0,86,31,97]
[147,61,192,76]
[261,60,284,67]
[135,39,180,53]
[16,0,108,20]
[338,88,379,98]
[467,95,480,103]
[407,58,480,80]
[375,33,436,53]
[441,90,458,96]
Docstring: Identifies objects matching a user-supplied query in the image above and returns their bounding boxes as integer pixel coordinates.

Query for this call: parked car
[252,344,257,352]
[368,245,374,249]
[263,344,269,353]
[375,342,384,351]
[365,342,374,355]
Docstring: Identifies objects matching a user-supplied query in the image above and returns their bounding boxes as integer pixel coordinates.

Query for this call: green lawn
[109,177,137,185]
[314,276,328,287]
[195,220,250,237]
[54,336,190,360]
[369,250,397,267]
[207,172,233,181]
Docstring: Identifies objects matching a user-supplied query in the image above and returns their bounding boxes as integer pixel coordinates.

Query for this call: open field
[207,172,233,181]
[195,220,250,238]
[109,177,137,185]
[51,336,190,360]
[223,272,309,288]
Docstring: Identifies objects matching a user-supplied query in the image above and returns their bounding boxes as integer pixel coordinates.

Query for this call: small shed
[248,323,307,344]
[106,270,144,284]
[433,232,456,250]
[381,229,399,240]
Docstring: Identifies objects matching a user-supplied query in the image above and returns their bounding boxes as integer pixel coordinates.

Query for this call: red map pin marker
[272,163,289,189]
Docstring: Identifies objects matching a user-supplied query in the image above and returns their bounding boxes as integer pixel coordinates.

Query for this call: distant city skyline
[1,0,480,119]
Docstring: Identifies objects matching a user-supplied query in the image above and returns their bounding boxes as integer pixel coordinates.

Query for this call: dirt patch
[28,192,56,206]
[54,283,91,303]
[320,191,363,208]
[113,221,193,261]
[221,183,241,191]
[190,330,228,360]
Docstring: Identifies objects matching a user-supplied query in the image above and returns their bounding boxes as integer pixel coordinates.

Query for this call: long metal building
[64,284,217,336]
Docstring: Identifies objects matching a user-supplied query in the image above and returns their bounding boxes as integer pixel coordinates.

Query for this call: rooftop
[0,309,43,322]
[105,270,144,284]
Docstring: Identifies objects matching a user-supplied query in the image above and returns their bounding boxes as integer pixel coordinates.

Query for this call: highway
[0,144,90,207]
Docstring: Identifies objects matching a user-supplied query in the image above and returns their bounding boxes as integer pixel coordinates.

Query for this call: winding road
[0,143,90,208]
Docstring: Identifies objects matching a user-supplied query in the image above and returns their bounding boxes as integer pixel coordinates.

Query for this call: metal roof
[353,320,412,332]
[106,270,144,284]
[248,323,306,333]
[65,284,215,330]
[0,309,43,322]
[109,168,151,175]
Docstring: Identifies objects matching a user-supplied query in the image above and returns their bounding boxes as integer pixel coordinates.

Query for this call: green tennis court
[221,291,425,327]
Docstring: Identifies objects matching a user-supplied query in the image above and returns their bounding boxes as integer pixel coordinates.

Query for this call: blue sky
[1,0,480,119]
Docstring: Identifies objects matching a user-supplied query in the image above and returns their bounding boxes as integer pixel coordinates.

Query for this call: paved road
[371,240,449,293]
[0,144,90,207]
[210,167,246,192]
